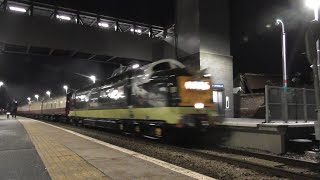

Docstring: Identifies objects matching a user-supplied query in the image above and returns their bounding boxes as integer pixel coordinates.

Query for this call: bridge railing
[0,0,167,39]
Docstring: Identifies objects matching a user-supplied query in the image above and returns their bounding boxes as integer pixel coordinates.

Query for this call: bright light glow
[184,81,210,90]
[63,85,68,94]
[35,94,39,101]
[98,22,109,28]
[90,75,96,83]
[114,25,117,31]
[132,64,140,69]
[27,97,31,101]
[204,74,212,77]
[9,6,27,13]
[194,103,204,109]
[266,24,271,28]
[306,0,320,8]
[130,28,142,33]
[107,89,125,100]
[56,15,71,21]
[0,81,3,87]
[46,91,51,97]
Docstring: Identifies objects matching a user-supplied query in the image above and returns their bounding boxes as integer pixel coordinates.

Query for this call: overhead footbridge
[0,0,174,65]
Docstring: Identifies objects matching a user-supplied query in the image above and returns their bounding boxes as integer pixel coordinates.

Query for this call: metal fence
[265,85,317,122]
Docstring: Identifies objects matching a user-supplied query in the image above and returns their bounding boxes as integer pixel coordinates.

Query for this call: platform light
[306,0,320,9]
[0,81,3,87]
[63,85,68,94]
[90,75,96,84]
[35,94,39,102]
[194,103,204,109]
[27,97,31,102]
[130,28,142,34]
[9,6,27,13]
[132,64,140,69]
[114,25,117,31]
[98,22,109,28]
[56,15,71,21]
[46,91,51,98]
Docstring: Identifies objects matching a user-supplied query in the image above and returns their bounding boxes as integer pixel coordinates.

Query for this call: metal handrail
[0,0,165,38]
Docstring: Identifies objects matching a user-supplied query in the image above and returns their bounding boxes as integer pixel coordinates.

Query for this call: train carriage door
[212,84,225,116]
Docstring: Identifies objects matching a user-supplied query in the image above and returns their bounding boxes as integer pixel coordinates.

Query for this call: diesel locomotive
[18,59,217,138]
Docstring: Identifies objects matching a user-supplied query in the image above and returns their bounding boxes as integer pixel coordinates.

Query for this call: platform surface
[0,117,50,179]
[215,118,315,128]
[0,116,213,180]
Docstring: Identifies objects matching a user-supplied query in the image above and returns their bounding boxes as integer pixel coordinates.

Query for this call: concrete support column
[175,0,234,117]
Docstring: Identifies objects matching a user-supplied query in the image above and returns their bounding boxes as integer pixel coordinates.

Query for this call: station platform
[207,118,316,154]
[0,116,213,180]
[213,118,315,128]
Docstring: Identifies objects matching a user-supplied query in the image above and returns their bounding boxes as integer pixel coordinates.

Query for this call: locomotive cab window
[152,62,171,72]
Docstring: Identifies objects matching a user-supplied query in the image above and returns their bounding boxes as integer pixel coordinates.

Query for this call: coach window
[89,90,99,108]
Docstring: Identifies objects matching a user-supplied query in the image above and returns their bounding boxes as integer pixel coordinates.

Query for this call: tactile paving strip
[19,120,109,180]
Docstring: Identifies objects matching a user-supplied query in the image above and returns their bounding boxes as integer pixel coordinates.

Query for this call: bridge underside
[0,13,172,65]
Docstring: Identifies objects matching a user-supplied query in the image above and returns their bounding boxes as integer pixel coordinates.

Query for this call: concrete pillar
[175,0,234,117]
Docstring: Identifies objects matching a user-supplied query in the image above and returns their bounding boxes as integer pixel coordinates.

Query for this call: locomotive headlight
[194,103,204,109]
[184,81,210,90]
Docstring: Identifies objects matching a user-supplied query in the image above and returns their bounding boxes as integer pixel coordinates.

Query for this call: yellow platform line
[19,119,109,180]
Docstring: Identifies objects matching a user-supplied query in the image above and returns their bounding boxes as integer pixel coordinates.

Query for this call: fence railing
[265,85,317,123]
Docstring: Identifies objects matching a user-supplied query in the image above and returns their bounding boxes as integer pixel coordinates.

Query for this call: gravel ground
[216,145,320,163]
[283,152,320,163]
[44,121,286,180]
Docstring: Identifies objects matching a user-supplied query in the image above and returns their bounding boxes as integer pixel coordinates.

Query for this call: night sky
[0,0,317,107]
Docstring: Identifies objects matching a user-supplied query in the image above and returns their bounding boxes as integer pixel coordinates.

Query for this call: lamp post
[63,85,68,94]
[35,94,39,102]
[276,19,288,123]
[46,91,51,98]
[276,19,288,89]
[306,0,320,82]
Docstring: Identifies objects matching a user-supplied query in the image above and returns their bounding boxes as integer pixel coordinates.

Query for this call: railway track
[41,119,320,179]
[187,148,320,180]
[211,147,320,171]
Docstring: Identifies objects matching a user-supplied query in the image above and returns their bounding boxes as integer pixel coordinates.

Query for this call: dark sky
[35,0,175,27]
[0,53,118,107]
[231,0,313,76]
[0,0,317,107]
